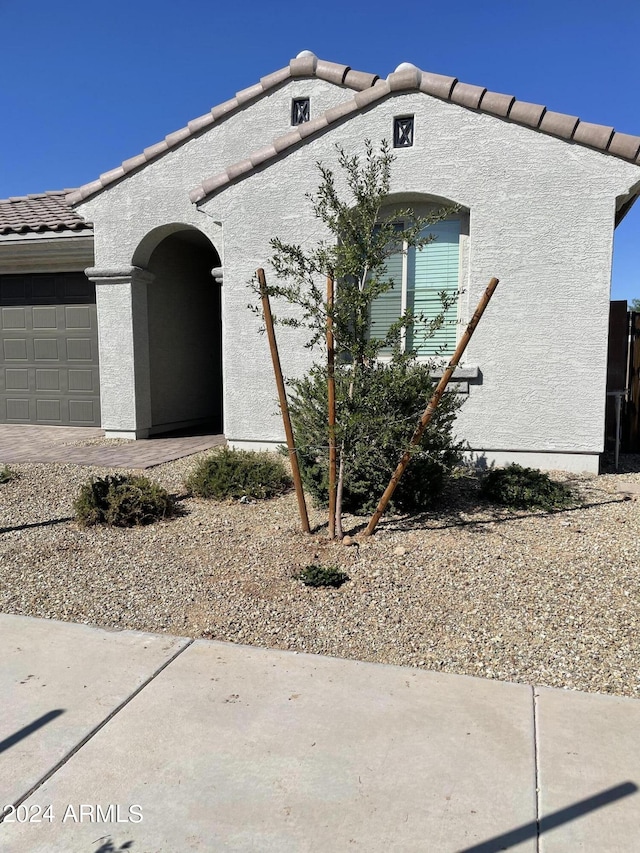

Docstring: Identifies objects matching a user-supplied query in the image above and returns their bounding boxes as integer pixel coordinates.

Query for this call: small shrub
[479,464,576,511]
[185,448,292,501]
[288,357,464,516]
[74,474,176,527]
[296,564,350,588]
[0,465,15,484]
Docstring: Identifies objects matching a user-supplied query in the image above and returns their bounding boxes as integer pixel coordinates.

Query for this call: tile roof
[0,191,92,236]
[63,52,640,208]
[189,60,640,204]
[65,52,379,206]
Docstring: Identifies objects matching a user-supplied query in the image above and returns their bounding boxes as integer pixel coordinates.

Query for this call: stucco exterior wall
[76,79,353,269]
[197,92,640,468]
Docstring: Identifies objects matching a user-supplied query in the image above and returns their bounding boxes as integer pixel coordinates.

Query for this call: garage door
[0,272,100,426]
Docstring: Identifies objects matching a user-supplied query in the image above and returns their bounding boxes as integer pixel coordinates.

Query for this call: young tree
[254,139,462,536]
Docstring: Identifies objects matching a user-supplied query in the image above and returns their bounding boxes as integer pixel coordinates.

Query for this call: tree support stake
[363,277,500,536]
[257,268,311,534]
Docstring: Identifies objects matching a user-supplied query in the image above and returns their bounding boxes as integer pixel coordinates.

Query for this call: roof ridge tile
[67,55,379,205]
[450,81,487,110]
[63,54,640,209]
[508,100,546,128]
[189,63,640,205]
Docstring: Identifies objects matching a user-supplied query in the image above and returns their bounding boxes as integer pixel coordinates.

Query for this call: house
[1,51,640,473]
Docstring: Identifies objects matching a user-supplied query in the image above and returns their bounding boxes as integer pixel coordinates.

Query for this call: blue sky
[1,0,638,301]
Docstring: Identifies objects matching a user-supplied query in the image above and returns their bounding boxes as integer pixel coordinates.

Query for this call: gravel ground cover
[1,452,639,698]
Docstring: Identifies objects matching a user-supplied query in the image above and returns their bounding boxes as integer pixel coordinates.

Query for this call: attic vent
[291,98,310,125]
[394,116,414,148]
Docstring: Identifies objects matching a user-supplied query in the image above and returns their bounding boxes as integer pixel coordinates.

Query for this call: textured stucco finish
[76,79,351,270]
[199,93,639,459]
[87,268,152,436]
[78,84,640,464]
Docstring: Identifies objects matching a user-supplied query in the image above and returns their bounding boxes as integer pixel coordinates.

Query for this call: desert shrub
[479,463,576,511]
[185,448,292,500]
[288,356,464,515]
[74,474,176,527]
[0,465,15,484]
[296,564,350,588]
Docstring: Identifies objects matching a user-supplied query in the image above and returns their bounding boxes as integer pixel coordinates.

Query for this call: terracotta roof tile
[315,59,349,86]
[450,81,487,110]
[289,54,317,77]
[354,81,390,109]
[388,67,422,91]
[298,115,329,138]
[65,53,640,209]
[420,72,457,100]
[249,145,278,167]
[608,132,640,161]
[508,100,546,128]
[66,52,379,206]
[342,69,379,90]
[190,59,640,205]
[538,110,580,139]
[572,120,614,150]
[324,99,360,123]
[0,191,91,236]
[478,90,515,118]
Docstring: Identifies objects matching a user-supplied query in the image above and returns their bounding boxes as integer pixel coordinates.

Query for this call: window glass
[369,219,460,357]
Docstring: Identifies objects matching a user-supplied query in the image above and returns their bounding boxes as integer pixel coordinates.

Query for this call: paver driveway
[0,424,225,468]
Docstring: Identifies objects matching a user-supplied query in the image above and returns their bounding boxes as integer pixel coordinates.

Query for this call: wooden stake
[363,277,500,537]
[327,276,337,540]
[257,268,311,534]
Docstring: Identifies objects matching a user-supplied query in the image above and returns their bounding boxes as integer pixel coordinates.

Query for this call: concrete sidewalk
[0,614,638,852]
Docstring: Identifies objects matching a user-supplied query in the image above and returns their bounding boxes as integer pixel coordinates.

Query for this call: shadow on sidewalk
[0,709,65,755]
[459,781,638,852]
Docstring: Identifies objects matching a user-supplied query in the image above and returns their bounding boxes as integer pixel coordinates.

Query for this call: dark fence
[605,302,640,453]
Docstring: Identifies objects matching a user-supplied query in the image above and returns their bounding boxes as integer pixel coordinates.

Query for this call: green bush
[0,465,15,484]
[185,448,292,500]
[288,357,464,515]
[296,564,350,588]
[74,474,176,527]
[479,464,576,511]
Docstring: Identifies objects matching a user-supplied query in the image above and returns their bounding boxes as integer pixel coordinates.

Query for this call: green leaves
[253,139,458,364]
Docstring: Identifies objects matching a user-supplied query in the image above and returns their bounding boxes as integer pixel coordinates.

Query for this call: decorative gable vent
[291,98,310,125]
[394,116,414,148]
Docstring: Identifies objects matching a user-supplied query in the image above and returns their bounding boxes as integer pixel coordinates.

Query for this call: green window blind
[369,219,460,357]
[407,220,460,356]
[368,248,403,356]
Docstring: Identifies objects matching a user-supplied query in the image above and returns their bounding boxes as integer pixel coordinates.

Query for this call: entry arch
[134,225,223,434]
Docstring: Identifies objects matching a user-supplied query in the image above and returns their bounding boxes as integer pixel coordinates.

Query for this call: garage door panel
[32,306,58,329]
[66,338,93,361]
[5,398,30,420]
[33,338,59,360]
[69,399,98,423]
[65,305,91,329]
[36,399,61,422]
[1,307,27,329]
[35,369,61,391]
[5,369,29,390]
[0,273,100,426]
[3,339,28,360]
[68,369,95,392]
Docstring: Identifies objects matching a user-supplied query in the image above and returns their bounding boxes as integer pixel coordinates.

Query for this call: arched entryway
[135,226,222,435]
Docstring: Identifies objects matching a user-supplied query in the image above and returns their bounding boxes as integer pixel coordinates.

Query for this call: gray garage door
[0,273,100,426]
